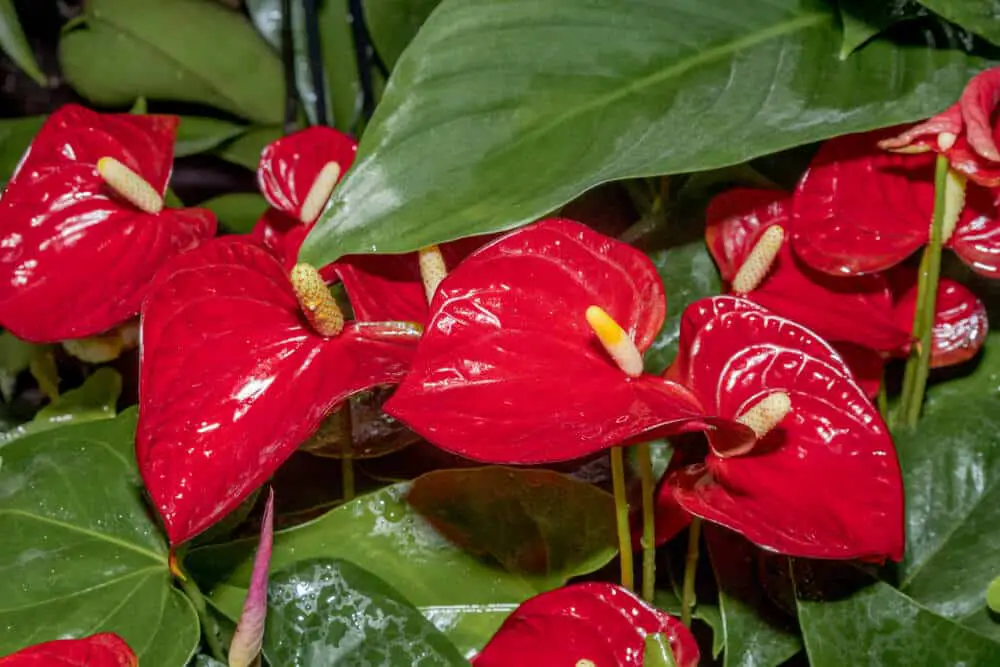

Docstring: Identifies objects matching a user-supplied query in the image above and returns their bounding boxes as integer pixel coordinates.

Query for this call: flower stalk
[637,442,657,602]
[610,445,635,591]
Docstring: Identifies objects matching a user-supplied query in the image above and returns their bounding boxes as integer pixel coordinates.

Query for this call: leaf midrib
[1,509,164,563]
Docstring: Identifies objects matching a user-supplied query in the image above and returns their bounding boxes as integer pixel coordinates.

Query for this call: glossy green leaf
[0,368,122,448]
[837,0,927,58]
[895,332,1000,631]
[0,0,46,86]
[406,467,617,586]
[301,0,994,265]
[175,117,248,157]
[59,0,284,124]
[914,0,1000,45]
[654,588,723,658]
[796,578,1000,665]
[0,410,199,666]
[0,115,44,183]
[364,0,441,66]
[214,126,283,171]
[706,527,802,667]
[199,193,270,234]
[644,633,680,667]
[187,483,547,655]
[644,240,722,374]
[265,558,467,665]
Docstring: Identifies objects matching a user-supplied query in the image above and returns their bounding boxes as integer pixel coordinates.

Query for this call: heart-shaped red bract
[384,218,709,464]
[706,187,911,354]
[0,633,136,667]
[137,238,418,545]
[257,126,357,223]
[0,104,216,342]
[791,129,1000,277]
[664,296,905,561]
[472,583,699,667]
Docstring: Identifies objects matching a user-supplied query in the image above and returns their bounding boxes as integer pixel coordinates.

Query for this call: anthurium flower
[0,104,216,343]
[472,583,699,667]
[229,488,274,667]
[0,633,136,666]
[137,238,419,544]
[879,66,1000,187]
[662,296,904,561]
[384,218,716,464]
[791,129,1000,277]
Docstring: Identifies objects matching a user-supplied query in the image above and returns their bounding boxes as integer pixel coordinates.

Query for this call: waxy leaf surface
[0,411,199,666]
[473,583,699,667]
[264,558,467,665]
[0,105,215,342]
[385,219,707,464]
[0,633,136,667]
[137,238,417,544]
[301,0,994,264]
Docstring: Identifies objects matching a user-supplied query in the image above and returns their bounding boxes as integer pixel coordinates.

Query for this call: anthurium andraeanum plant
[4,0,1000,665]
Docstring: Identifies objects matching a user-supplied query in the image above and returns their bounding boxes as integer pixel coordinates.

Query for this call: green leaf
[187,483,549,655]
[58,0,284,124]
[796,578,1000,665]
[837,0,928,58]
[405,467,618,586]
[199,193,270,234]
[0,115,44,183]
[644,241,722,374]
[988,576,1000,614]
[265,558,467,665]
[0,368,122,448]
[0,410,200,666]
[706,527,803,667]
[300,0,995,265]
[913,0,1000,45]
[895,332,1000,632]
[214,126,282,171]
[644,633,680,667]
[175,117,248,157]
[364,0,442,67]
[654,589,723,658]
[0,0,46,85]
[0,331,35,402]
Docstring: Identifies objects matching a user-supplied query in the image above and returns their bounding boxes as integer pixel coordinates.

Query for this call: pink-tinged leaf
[385,219,709,464]
[0,105,216,342]
[707,188,909,354]
[666,296,905,561]
[890,270,988,368]
[257,126,357,222]
[0,633,137,667]
[230,488,274,667]
[473,583,698,667]
[138,238,417,544]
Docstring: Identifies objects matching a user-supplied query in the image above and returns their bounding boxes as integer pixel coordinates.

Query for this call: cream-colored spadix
[418,244,447,304]
[299,161,342,224]
[585,305,643,378]
[732,226,784,295]
[97,156,163,214]
[736,392,792,439]
[290,263,343,337]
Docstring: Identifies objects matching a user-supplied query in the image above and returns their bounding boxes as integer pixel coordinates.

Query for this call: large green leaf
[894,332,1000,633]
[187,483,548,655]
[706,528,802,667]
[406,467,617,586]
[300,0,993,265]
[265,558,467,665]
[214,126,283,171]
[0,115,44,183]
[797,578,1000,665]
[364,0,441,67]
[0,410,199,666]
[0,0,46,86]
[0,367,122,448]
[175,117,248,157]
[59,0,284,124]
[199,193,270,234]
[914,0,1000,45]
[837,0,928,58]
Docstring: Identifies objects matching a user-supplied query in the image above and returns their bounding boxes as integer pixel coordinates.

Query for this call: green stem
[178,569,226,662]
[876,374,889,421]
[610,446,635,591]
[898,155,950,428]
[636,443,657,602]
[680,517,702,627]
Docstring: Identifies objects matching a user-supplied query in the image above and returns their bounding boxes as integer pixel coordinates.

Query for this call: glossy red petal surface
[0,633,137,667]
[891,270,989,368]
[335,236,489,326]
[707,188,909,353]
[473,583,698,667]
[943,133,1000,187]
[950,184,1000,277]
[792,129,934,275]
[877,103,962,155]
[667,297,904,561]
[257,126,357,221]
[385,219,707,464]
[138,239,416,544]
[959,66,1000,163]
[831,342,886,398]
